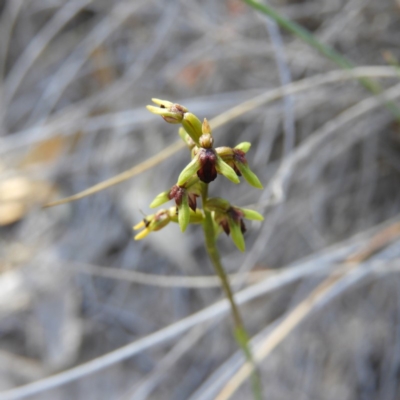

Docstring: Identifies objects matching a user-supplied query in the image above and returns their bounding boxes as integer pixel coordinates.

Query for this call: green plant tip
[234,142,251,153]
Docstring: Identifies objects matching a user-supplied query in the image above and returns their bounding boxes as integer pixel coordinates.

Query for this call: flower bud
[147,98,188,124]
[199,134,213,149]
[202,118,211,134]
[182,113,202,144]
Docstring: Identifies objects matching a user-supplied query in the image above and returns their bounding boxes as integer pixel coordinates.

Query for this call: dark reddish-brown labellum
[188,193,198,211]
[197,149,217,183]
[168,185,184,206]
[220,220,230,235]
[228,207,247,234]
[233,149,247,163]
[168,184,199,211]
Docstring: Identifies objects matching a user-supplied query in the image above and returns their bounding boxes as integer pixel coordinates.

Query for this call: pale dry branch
[42,66,400,207]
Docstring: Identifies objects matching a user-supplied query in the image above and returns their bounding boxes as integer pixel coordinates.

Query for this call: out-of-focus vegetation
[1,0,400,399]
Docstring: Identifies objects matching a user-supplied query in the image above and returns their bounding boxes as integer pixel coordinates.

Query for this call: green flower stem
[242,0,400,121]
[202,187,262,400]
[203,211,243,327]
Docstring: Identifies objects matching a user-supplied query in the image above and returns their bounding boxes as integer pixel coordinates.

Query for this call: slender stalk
[203,211,243,327]
[201,186,262,400]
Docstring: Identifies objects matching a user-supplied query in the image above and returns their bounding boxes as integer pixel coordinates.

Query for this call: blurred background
[1,0,400,399]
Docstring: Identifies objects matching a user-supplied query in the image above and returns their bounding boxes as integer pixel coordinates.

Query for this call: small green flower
[178,148,239,185]
[134,206,204,239]
[206,198,264,251]
[178,120,239,186]
[216,142,263,189]
[150,179,202,232]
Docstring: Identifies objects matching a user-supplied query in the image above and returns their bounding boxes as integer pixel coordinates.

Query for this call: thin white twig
[3,0,94,105]
[0,67,397,154]
[1,215,396,400]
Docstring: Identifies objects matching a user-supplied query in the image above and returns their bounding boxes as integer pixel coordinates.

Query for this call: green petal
[177,155,201,186]
[234,142,251,153]
[216,156,240,184]
[134,228,151,240]
[242,208,264,221]
[235,162,263,189]
[178,195,190,232]
[229,219,245,252]
[182,113,202,144]
[150,190,170,208]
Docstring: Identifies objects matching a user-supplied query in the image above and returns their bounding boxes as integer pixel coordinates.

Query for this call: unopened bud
[199,134,213,149]
[202,118,211,134]
[147,99,188,124]
[182,113,202,144]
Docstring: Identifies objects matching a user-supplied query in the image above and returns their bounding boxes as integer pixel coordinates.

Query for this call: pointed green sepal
[182,113,202,144]
[235,162,263,189]
[229,219,245,252]
[234,142,251,153]
[178,195,190,232]
[150,190,170,208]
[177,155,201,186]
[134,228,151,240]
[242,208,264,221]
[216,156,240,184]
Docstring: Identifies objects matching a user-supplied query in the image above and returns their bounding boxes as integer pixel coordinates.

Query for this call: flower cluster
[134,99,264,251]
